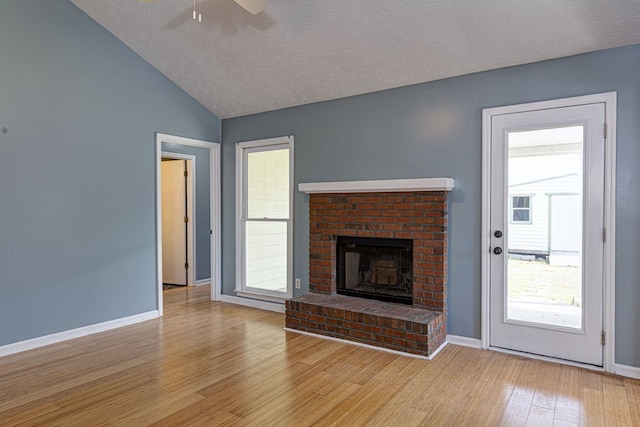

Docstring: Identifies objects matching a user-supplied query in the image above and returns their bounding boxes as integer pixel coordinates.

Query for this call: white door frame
[155,133,222,316]
[480,92,617,372]
[161,152,196,287]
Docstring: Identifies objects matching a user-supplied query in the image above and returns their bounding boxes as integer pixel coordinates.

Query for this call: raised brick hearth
[286,180,452,357]
[286,294,446,356]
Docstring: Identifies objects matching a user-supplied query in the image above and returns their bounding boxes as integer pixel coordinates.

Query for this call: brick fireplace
[285,178,453,358]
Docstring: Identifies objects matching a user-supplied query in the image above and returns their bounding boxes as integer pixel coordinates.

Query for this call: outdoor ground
[507,258,581,306]
[507,258,582,328]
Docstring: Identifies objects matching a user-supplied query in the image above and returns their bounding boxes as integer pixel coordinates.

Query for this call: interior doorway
[155,133,221,315]
[161,155,195,287]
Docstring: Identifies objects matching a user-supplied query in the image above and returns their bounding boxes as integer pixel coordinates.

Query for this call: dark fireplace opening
[336,236,413,305]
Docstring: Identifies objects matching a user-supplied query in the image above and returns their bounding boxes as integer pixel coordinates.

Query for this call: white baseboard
[0,310,159,358]
[615,363,640,379]
[195,278,211,286]
[221,295,285,313]
[284,328,436,360]
[447,335,482,349]
[428,340,448,359]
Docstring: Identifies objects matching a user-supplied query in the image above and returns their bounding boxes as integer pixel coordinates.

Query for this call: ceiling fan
[140,0,266,16]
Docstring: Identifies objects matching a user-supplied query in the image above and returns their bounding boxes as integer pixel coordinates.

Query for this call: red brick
[368,216,389,224]
[393,216,412,223]
[384,196,404,202]
[406,332,428,343]
[383,224,403,231]
[393,231,413,239]
[375,203,394,210]
[394,203,413,210]
[303,190,449,352]
[312,197,332,203]
[356,231,374,237]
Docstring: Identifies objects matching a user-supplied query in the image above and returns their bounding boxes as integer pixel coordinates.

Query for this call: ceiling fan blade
[233,0,266,14]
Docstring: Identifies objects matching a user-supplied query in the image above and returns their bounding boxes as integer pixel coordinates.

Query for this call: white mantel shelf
[298,178,454,194]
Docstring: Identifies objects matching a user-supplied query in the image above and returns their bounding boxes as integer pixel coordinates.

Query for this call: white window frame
[235,136,294,303]
[510,195,533,224]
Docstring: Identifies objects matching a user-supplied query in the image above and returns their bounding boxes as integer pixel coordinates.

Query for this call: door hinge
[601,330,606,346]
[602,228,606,242]
[184,216,189,223]
[184,170,188,177]
[604,123,608,140]
[185,262,189,270]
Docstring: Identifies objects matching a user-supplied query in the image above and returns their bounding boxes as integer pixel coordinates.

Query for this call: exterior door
[489,102,606,366]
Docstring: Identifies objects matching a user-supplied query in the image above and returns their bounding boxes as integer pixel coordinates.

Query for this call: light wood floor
[1,286,639,426]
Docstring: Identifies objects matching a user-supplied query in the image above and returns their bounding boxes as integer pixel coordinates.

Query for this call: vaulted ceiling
[71,0,640,119]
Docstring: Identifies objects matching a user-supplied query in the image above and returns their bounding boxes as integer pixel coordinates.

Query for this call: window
[236,136,293,301]
[511,196,532,223]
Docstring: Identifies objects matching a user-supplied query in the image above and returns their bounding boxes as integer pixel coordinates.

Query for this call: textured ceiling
[71,0,640,119]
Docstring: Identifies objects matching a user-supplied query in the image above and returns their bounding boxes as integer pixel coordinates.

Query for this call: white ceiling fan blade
[233,0,266,15]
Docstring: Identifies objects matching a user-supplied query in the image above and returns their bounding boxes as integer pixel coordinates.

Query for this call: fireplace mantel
[298,177,454,194]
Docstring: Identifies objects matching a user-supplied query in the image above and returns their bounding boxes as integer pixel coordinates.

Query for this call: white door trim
[481,92,617,372]
[161,152,196,287]
[155,133,222,316]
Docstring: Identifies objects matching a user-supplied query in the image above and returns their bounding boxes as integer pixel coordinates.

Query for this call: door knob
[493,247,503,255]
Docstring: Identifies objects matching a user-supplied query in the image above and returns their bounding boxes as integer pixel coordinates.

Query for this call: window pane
[247,148,289,219]
[245,221,288,293]
[513,196,529,208]
[512,209,530,222]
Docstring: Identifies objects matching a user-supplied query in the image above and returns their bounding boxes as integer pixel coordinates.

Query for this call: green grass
[507,259,581,306]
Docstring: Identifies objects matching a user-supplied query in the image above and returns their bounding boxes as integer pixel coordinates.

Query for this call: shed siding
[508,174,580,254]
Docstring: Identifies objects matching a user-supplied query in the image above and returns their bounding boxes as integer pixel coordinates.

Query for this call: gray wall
[0,0,220,346]
[222,44,640,367]
[161,143,212,281]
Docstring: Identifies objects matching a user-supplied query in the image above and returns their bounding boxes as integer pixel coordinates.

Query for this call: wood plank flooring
[1,285,639,426]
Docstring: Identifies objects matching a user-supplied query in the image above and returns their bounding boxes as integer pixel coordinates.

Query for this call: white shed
[508,173,581,266]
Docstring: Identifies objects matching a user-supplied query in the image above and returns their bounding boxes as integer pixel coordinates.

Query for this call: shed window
[511,196,531,223]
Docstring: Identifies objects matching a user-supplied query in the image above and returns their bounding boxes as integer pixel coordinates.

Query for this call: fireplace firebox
[336,236,413,305]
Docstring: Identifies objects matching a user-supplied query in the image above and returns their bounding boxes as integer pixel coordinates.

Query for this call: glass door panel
[505,126,584,329]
